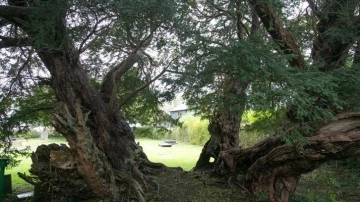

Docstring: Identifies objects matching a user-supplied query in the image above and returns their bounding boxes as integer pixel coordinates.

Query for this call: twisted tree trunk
[1,3,163,201]
[26,49,160,201]
[217,112,360,201]
[195,79,248,170]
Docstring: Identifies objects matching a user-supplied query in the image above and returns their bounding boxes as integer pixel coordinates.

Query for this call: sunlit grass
[4,137,67,193]
[5,157,32,193]
[4,138,202,194]
[137,138,202,171]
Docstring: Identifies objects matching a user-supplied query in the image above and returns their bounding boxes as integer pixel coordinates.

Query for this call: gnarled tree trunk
[1,2,162,201]
[217,112,360,202]
[30,50,158,201]
[195,79,248,170]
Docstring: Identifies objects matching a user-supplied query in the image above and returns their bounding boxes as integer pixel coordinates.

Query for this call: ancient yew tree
[1,0,360,201]
[167,0,360,201]
[0,0,176,201]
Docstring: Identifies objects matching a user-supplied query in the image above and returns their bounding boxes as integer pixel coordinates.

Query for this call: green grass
[294,163,360,202]
[4,137,360,201]
[137,138,202,171]
[4,137,67,193]
[4,138,202,194]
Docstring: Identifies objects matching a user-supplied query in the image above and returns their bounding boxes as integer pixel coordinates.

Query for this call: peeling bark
[19,144,95,201]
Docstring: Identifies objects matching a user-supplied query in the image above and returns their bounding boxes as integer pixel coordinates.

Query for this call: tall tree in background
[0,0,177,200]
[168,0,278,170]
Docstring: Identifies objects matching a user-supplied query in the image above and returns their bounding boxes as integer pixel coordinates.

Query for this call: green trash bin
[0,159,9,202]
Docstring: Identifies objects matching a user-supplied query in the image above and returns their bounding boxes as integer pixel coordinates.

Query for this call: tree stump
[19,143,95,201]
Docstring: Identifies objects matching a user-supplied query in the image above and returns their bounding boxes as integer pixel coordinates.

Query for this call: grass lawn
[4,137,68,193]
[4,137,360,201]
[4,137,202,194]
[137,139,202,171]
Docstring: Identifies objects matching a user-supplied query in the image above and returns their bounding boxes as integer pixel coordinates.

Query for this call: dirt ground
[150,169,252,202]
[5,165,360,201]
[150,166,360,202]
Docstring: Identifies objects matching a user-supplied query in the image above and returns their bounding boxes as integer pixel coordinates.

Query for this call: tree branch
[0,36,31,48]
[247,0,306,69]
[311,0,357,72]
[101,52,141,104]
[76,16,112,58]
[4,51,33,99]
[100,23,159,105]
[117,69,165,109]
[0,5,32,19]
[117,57,178,109]
[165,69,185,75]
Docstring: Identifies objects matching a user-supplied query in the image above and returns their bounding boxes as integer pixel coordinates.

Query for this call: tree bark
[248,0,306,69]
[0,3,160,201]
[217,112,360,202]
[311,0,357,72]
[195,79,248,170]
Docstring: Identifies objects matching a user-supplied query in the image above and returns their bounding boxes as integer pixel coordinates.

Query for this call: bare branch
[165,69,185,75]
[76,16,112,57]
[101,52,141,104]
[4,51,33,99]
[250,6,260,35]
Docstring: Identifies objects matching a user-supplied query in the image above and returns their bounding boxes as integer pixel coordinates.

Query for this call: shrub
[18,131,40,139]
[172,115,209,145]
[240,130,269,148]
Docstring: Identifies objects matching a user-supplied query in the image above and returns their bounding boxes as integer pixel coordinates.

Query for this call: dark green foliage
[332,66,360,111]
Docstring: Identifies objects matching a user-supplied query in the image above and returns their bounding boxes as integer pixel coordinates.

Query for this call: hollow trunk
[195,79,248,170]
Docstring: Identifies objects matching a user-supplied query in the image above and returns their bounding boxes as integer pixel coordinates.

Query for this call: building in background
[169,103,189,119]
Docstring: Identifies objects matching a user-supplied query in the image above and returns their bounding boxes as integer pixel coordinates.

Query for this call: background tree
[166,0,291,170]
